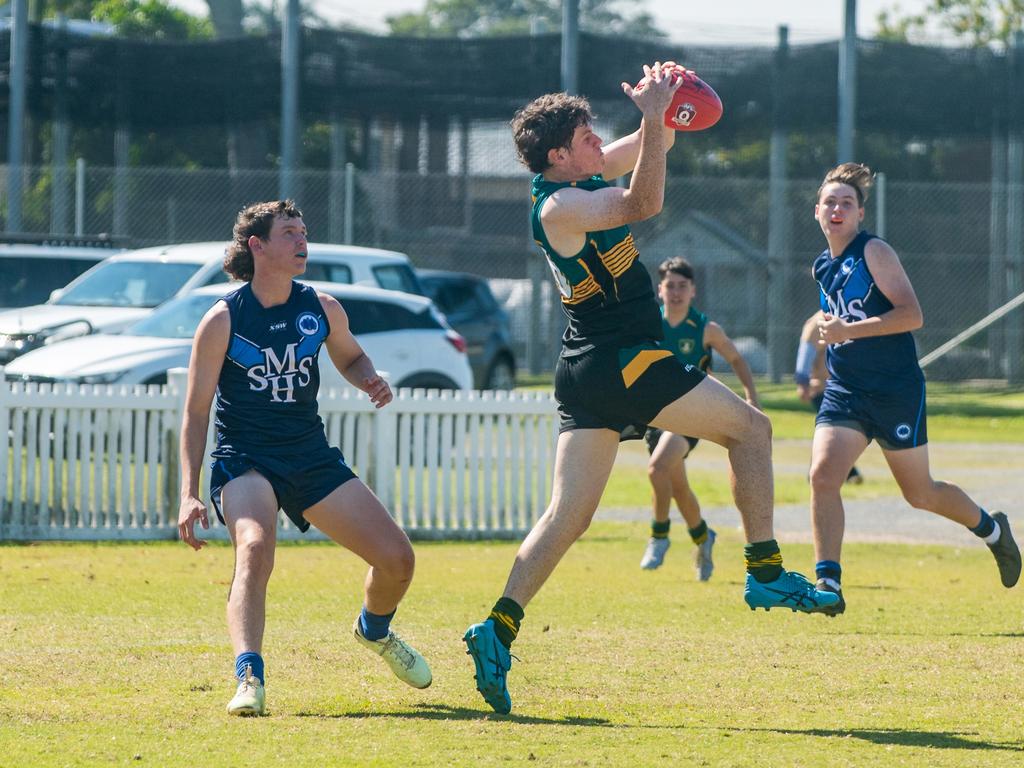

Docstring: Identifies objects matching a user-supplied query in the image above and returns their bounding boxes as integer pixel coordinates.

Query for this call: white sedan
[2,282,473,391]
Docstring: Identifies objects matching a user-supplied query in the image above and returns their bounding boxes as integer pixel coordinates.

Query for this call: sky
[168,0,939,45]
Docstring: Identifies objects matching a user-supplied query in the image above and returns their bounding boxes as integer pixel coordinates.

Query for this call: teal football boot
[463,619,512,714]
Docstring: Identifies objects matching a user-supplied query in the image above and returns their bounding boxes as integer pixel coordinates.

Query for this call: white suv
[0,241,422,365]
[3,282,473,391]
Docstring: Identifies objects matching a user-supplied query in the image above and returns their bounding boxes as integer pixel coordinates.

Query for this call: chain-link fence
[3,159,1022,386]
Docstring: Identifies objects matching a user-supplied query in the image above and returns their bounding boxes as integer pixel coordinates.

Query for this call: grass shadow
[760,727,1023,751]
[294,702,612,726]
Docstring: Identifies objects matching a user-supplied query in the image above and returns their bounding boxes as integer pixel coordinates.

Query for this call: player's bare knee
[648,457,672,481]
[235,536,275,581]
[809,462,845,494]
[901,485,936,510]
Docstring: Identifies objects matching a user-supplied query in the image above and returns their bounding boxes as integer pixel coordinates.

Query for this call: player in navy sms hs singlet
[177,200,432,716]
[807,163,1020,617]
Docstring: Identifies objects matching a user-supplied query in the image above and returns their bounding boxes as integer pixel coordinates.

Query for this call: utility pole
[837,0,857,163]
[7,0,28,232]
[279,0,300,199]
[561,0,578,94]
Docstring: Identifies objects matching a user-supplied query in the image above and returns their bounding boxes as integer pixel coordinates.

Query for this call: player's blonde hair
[818,162,874,207]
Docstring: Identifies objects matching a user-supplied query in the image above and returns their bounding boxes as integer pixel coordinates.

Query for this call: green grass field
[2,381,1023,766]
[1,527,1022,767]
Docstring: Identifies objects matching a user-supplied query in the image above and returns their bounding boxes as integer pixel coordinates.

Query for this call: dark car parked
[417,269,517,390]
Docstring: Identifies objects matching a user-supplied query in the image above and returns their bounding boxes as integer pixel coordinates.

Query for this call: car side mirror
[49,288,64,303]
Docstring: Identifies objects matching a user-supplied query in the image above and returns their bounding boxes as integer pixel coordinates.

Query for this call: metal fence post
[74,158,86,235]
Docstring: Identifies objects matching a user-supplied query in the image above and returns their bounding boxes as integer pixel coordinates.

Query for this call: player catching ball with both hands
[462,62,839,716]
[808,163,1021,616]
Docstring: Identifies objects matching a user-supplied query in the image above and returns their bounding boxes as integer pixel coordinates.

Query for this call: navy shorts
[209,446,357,532]
[644,427,699,456]
[815,378,927,450]
[554,341,705,436]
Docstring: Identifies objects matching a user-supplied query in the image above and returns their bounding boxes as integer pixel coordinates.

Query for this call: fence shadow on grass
[752,727,1023,752]
[294,702,611,726]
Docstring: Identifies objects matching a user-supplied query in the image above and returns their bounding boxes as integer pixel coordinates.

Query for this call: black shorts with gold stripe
[554,340,705,436]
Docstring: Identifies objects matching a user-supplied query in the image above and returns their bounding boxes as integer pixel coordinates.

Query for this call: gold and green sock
[651,520,670,538]
[488,597,524,649]
[744,539,784,583]
[688,519,708,545]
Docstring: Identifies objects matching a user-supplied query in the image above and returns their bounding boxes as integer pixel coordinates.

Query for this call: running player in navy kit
[462,63,838,716]
[177,200,431,716]
[639,257,761,580]
[809,163,1021,616]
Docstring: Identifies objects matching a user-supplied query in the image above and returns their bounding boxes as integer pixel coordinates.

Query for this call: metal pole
[50,13,70,235]
[7,0,29,232]
[560,0,578,94]
[989,107,1008,377]
[343,162,355,245]
[279,0,300,199]
[74,157,85,235]
[837,0,857,163]
[766,25,790,383]
[1007,31,1024,384]
[874,171,886,238]
[329,114,345,243]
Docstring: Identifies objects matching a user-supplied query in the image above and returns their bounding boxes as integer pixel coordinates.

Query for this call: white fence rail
[0,369,557,542]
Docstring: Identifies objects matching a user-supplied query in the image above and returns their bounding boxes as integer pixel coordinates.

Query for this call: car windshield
[127,292,220,338]
[0,256,102,308]
[55,261,202,308]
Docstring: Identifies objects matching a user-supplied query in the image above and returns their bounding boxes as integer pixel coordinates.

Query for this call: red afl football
[637,65,723,131]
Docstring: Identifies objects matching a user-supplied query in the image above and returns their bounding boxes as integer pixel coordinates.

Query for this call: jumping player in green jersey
[640,257,761,580]
[462,62,839,716]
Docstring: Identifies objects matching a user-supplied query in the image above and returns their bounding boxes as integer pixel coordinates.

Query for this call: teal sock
[651,520,670,538]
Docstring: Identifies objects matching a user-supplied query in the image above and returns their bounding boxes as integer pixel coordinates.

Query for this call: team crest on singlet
[678,339,695,356]
[296,312,320,336]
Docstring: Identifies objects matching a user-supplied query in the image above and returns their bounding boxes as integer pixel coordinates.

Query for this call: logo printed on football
[636,65,723,132]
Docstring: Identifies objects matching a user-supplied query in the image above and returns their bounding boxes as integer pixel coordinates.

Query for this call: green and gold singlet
[659,306,711,372]
[531,174,661,355]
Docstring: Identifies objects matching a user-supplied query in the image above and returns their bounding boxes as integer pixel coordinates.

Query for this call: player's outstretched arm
[178,303,229,551]
[319,292,393,408]
[705,321,760,409]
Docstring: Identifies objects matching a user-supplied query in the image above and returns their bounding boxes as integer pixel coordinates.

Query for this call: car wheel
[394,373,460,392]
[484,356,515,390]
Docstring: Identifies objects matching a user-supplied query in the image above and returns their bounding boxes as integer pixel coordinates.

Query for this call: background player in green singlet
[640,257,760,580]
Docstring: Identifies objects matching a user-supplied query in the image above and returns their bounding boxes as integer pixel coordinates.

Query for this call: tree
[387,0,664,39]
[41,0,213,39]
[876,0,1023,47]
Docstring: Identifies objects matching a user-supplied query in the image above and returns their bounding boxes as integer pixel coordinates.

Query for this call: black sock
[488,597,524,649]
[744,539,784,583]
[651,520,670,538]
[688,519,708,544]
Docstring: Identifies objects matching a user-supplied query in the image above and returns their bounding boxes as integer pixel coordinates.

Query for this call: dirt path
[600,440,1024,547]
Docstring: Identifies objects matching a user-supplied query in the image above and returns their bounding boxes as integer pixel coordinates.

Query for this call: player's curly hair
[224,199,303,281]
[658,256,695,281]
[511,93,594,174]
[818,162,874,207]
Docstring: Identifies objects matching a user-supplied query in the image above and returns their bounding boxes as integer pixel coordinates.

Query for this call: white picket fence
[0,369,558,541]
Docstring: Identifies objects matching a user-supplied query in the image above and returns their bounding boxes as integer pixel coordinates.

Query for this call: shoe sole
[463,629,511,715]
